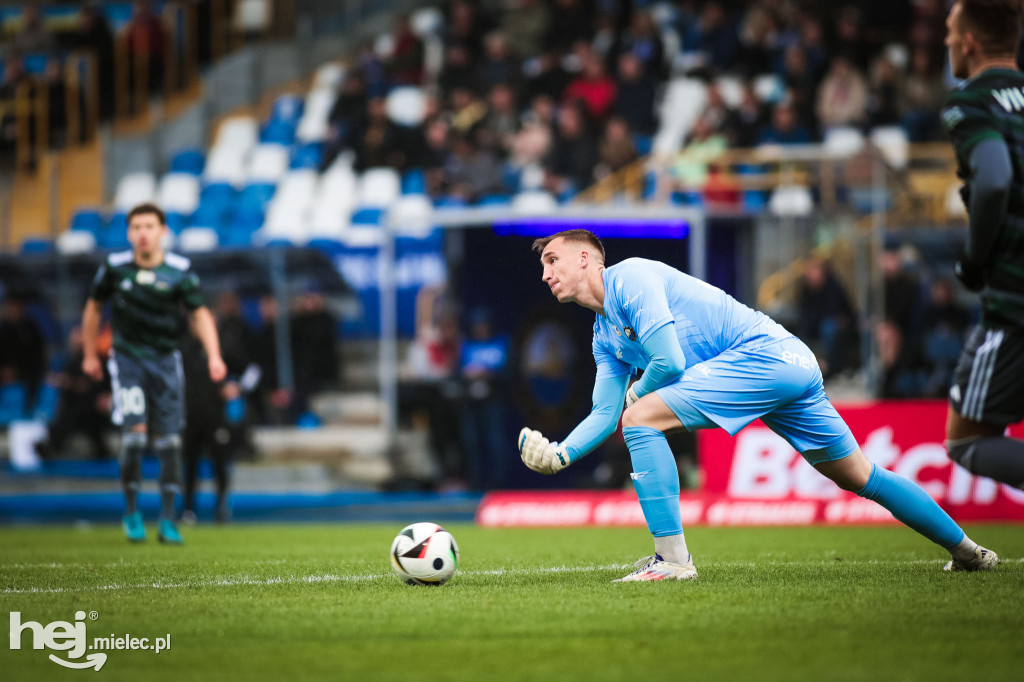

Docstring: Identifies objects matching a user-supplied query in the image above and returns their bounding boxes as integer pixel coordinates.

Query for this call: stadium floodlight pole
[377,203,706,472]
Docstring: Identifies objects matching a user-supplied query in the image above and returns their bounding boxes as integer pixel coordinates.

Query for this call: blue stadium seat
[22,53,50,75]
[351,207,384,225]
[671,191,704,207]
[164,212,186,234]
[633,134,653,156]
[191,203,229,231]
[33,382,60,423]
[433,196,467,208]
[742,190,768,213]
[20,238,54,254]
[169,149,205,175]
[264,237,293,249]
[308,237,345,254]
[70,209,105,235]
[219,225,256,248]
[402,169,426,195]
[0,383,27,425]
[260,120,296,146]
[478,194,511,207]
[98,213,130,250]
[290,142,323,170]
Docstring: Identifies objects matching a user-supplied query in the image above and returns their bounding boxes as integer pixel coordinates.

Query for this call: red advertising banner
[477,401,1024,527]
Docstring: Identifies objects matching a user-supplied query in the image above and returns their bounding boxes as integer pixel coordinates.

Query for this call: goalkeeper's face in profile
[540,237,591,304]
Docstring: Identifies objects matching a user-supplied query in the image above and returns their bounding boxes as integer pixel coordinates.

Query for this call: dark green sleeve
[942,92,1002,160]
[178,270,205,311]
[88,263,114,302]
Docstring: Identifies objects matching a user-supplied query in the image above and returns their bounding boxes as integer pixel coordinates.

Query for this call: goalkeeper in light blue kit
[518,230,999,581]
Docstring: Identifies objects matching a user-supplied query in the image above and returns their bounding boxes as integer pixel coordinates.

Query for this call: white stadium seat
[313,62,346,90]
[178,227,219,252]
[823,127,865,158]
[870,126,910,169]
[769,185,814,217]
[390,194,434,236]
[247,144,291,184]
[114,172,157,212]
[357,168,402,208]
[386,87,427,127]
[214,116,259,152]
[296,87,335,143]
[308,202,352,241]
[204,145,249,187]
[157,173,200,216]
[56,229,97,254]
[512,191,558,215]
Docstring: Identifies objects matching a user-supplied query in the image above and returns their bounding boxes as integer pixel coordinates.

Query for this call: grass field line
[3,557,1021,594]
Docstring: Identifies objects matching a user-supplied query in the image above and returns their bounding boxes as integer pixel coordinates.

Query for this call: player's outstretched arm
[625,324,685,407]
[189,306,227,382]
[519,374,628,474]
[81,299,104,381]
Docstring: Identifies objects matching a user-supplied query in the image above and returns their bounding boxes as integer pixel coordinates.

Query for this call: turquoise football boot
[122,511,146,543]
[158,519,184,545]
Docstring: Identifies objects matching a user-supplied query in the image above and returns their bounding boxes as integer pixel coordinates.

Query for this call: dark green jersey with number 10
[942,68,1024,327]
[89,250,205,359]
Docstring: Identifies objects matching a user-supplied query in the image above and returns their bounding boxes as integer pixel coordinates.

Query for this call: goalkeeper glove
[954,255,986,292]
[625,384,640,408]
[518,427,569,475]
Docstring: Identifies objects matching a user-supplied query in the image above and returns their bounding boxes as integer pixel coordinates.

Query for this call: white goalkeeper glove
[625,384,640,408]
[518,427,570,475]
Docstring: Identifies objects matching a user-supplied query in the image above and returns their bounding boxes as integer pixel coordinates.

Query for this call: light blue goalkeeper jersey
[592,258,792,379]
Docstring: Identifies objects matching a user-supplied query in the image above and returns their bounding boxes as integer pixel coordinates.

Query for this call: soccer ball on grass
[389,522,459,586]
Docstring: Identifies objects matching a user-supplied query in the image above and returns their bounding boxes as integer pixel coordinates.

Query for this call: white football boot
[613,554,698,582]
[943,546,1000,572]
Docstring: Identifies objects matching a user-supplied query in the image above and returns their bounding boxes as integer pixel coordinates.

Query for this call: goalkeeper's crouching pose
[520,230,998,581]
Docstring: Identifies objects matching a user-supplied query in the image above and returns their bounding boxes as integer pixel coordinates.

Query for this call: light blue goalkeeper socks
[623,426,683,538]
[856,463,965,549]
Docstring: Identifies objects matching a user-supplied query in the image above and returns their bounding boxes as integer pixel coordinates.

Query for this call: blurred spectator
[459,308,511,489]
[402,295,464,487]
[477,32,521,95]
[13,7,55,54]
[510,94,554,168]
[386,14,425,86]
[502,0,551,60]
[798,17,828,82]
[126,0,168,97]
[439,45,481,97]
[757,102,812,146]
[351,96,408,171]
[0,295,47,410]
[564,52,616,123]
[613,53,657,136]
[252,295,289,425]
[876,319,925,398]
[35,326,113,461]
[919,277,971,397]
[611,9,665,81]
[795,258,860,379]
[672,116,728,189]
[815,56,869,131]
[736,5,778,78]
[290,289,339,419]
[449,86,488,135]
[62,4,116,122]
[724,82,768,147]
[901,47,944,141]
[423,116,453,194]
[867,56,902,129]
[544,100,598,196]
[830,6,870,70]
[693,2,738,71]
[320,72,368,170]
[443,131,507,201]
[780,45,819,137]
[880,245,919,339]
[545,0,594,54]
[595,116,638,181]
[523,48,571,102]
[445,0,488,59]
[43,57,67,148]
[479,83,521,158]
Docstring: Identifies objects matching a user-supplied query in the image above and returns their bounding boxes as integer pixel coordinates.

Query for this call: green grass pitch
[3,523,1023,681]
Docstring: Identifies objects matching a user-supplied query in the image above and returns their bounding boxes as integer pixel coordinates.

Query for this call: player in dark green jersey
[82,203,226,544]
[942,0,1024,496]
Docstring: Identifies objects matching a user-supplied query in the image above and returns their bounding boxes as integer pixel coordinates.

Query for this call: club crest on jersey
[623,326,636,341]
[136,270,156,285]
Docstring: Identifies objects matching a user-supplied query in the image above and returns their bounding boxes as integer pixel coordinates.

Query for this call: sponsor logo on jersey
[136,270,156,285]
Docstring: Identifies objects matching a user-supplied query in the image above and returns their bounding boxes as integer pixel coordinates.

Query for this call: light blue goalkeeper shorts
[655,336,859,466]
